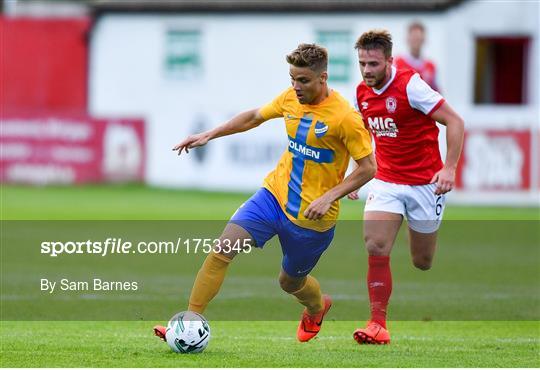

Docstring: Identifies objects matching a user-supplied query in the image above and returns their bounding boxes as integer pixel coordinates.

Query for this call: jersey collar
[306,89,335,108]
[371,66,396,95]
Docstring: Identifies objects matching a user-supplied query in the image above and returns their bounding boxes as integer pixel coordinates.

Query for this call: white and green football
[165,311,211,354]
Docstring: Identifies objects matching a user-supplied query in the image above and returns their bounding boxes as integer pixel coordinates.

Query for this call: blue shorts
[230,188,335,277]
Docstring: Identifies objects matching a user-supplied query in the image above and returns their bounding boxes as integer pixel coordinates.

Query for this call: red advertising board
[537,130,540,190]
[0,17,89,113]
[1,115,145,184]
[455,130,531,191]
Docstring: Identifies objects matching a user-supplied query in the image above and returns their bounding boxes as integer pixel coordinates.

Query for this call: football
[165,311,211,354]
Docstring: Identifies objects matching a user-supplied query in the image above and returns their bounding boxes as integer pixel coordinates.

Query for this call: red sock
[367,255,392,329]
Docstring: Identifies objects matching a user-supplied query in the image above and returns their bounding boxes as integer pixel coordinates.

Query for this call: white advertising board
[89,3,539,205]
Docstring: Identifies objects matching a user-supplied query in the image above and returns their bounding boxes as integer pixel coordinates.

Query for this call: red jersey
[395,54,439,91]
[355,67,445,185]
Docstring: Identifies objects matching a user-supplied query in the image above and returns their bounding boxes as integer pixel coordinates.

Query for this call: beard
[363,72,386,88]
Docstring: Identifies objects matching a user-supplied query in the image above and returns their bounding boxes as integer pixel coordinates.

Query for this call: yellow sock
[188,252,232,313]
[291,275,324,314]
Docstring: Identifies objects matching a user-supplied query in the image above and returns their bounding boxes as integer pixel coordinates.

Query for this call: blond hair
[286,43,328,73]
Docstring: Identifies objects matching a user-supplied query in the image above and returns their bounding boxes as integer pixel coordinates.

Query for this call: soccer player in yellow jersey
[154,44,376,342]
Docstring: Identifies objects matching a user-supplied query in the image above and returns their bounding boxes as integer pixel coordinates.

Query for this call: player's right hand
[430,166,456,195]
[172,133,210,155]
[347,190,359,200]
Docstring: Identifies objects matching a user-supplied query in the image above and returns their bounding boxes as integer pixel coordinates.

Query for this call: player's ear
[320,71,328,84]
[387,56,394,66]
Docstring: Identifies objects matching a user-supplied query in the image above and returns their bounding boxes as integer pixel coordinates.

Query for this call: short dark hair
[408,21,425,33]
[354,30,393,58]
[286,43,328,73]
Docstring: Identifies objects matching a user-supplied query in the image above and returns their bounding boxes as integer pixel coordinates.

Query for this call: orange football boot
[296,294,332,342]
[353,321,390,344]
[153,325,167,341]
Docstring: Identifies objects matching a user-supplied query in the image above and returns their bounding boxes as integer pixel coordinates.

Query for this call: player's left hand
[304,195,332,220]
[431,166,456,195]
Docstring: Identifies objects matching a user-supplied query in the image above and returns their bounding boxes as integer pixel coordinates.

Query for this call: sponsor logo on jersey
[367,117,399,138]
[386,97,397,113]
[286,114,299,121]
[314,121,329,138]
[288,136,334,163]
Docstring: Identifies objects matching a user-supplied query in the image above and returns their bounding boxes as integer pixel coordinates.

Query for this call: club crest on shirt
[314,121,329,138]
[361,102,369,110]
[386,97,397,113]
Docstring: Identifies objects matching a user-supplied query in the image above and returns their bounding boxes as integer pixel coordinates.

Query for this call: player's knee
[364,236,391,256]
[412,256,432,270]
[216,245,237,260]
[278,275,304,293]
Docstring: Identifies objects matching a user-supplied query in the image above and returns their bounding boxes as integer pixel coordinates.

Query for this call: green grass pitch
[1,321,538,367]
[1,185,539,367]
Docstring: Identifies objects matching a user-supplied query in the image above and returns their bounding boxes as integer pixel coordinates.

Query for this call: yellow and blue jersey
[259,87,372,231]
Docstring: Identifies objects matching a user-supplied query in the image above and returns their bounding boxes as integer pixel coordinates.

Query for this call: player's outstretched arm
[304,154,376,220]
[430,102,465,194]
[346,160,361,200]
[172,108,266,155]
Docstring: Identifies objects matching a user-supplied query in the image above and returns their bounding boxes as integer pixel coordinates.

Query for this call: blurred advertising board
[456,130,531,191]
[1,17,89,113]
[88,12,539,205]
[0,115,145,184]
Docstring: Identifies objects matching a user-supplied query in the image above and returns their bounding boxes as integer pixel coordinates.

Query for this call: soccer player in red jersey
[349,30,464,344]
[394,22,439,91]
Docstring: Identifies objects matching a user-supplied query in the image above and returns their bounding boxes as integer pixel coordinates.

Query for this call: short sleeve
[340,111,373,160]
[406,73,445,116]
[352,93,360,111]
[259,89,290,120]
